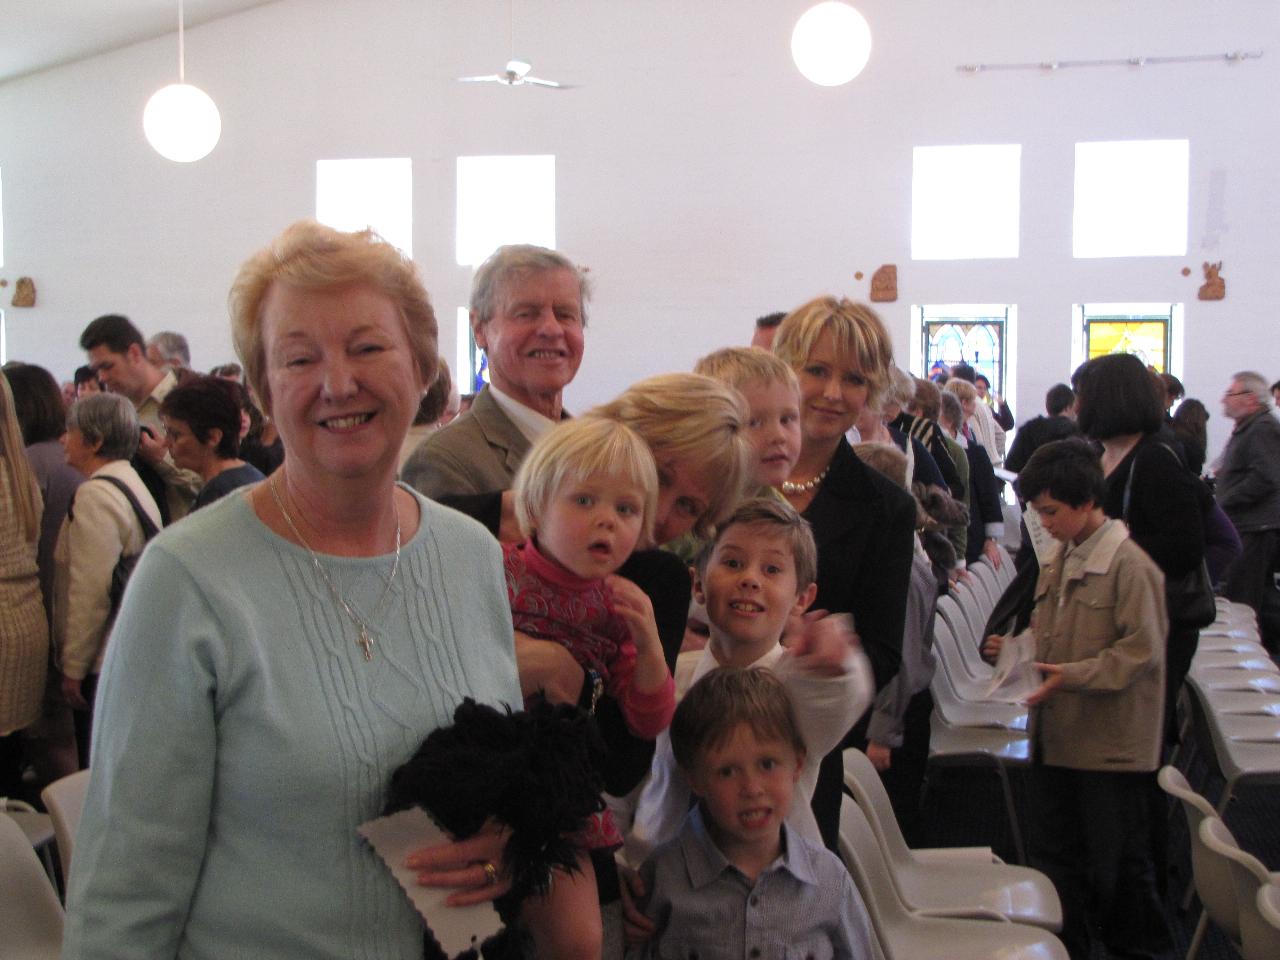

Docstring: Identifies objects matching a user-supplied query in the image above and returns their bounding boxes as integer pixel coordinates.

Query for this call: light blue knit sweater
[62,488,520,959]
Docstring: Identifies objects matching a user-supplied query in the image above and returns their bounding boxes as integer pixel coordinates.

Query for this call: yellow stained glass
[1086,320,1167,372]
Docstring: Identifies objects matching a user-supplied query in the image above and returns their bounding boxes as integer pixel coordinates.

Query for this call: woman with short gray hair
[54,392,162,768]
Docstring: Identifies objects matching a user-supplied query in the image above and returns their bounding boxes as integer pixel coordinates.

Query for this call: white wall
[1,0,1276,455]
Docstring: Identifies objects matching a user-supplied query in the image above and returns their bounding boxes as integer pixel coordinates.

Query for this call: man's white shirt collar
[487,383,559,445]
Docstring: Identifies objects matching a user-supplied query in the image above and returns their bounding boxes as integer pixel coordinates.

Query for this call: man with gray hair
[402,243,588,499]
[145,331,191,370]
[1217,370,1280,644]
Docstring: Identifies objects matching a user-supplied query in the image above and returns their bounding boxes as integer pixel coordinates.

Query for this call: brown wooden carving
[11,277,35,307]
[870,264,897,302]
[1198,262,1225,301]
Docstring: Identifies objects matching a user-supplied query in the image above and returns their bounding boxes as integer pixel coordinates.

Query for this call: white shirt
[487,383,559,445]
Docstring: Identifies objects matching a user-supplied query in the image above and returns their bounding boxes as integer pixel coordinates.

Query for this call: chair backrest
[1157,766,1235,935]
[1199,817,1274,953]
[1251,885,1280,960]
[0,812,65,957]
[937,594,975,647]
[838,794,916,948]
[843,748,914,869]
[41,768,91,887]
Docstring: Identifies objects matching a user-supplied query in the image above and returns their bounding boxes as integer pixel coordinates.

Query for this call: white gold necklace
[779,465,830,495]
[269,475,401,662]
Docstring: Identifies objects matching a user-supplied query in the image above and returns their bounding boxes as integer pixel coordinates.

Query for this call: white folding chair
[935,595,995,684]
[836,796,1068,960]
[1198,817,1280,960]
[0,811,64,959]
[842,749,1061,931]
[1251,884,1280,960]
[41,769,90,889]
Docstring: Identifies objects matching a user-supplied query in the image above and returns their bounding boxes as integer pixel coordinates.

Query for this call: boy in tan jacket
[991,438,1172,959]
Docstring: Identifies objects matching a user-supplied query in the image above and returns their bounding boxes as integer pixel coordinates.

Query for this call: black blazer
[804,438,917,851]
[803,438,917,693]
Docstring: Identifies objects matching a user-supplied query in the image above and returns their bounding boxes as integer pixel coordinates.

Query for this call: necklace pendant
[358,626,374,661]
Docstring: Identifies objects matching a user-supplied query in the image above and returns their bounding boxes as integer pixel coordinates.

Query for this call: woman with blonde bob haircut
[64,221,524,960]
[589,373,753,542]
[768,296,917,852]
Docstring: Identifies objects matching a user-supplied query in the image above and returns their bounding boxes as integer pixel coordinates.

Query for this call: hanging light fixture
[791,2,873,87]
[143,0,221,162]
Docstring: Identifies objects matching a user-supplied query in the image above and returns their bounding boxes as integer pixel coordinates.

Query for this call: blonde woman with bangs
[771,296,918,850]
[0,370,47,796]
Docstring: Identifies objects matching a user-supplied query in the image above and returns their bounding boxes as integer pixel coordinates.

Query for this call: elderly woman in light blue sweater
[62,221,522,959]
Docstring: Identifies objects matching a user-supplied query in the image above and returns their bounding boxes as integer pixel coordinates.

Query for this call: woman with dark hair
[1171,397,1209,476]
[159,375,265,511]
[1072,353,1208,739]
[5,363,83,624]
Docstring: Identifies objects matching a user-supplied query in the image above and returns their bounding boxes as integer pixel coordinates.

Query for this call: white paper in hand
[985,629,1043,703]
[358,808,502,956]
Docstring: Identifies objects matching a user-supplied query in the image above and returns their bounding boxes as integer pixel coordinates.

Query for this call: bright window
[911,145,1021,260]
[456,155,555,267]
[1073,140,1189,258]
[315,158,413,256]
[1074,303,1180,374]
[914,303,1016,404]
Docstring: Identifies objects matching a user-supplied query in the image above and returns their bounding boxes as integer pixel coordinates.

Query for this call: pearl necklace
[779,465,830,495]
[269,475,401,662]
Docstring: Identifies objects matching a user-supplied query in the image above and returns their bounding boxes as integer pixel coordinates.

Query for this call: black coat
[803,439,917,852]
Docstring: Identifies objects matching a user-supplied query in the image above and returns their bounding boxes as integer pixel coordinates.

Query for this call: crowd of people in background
[1,223,1278,960]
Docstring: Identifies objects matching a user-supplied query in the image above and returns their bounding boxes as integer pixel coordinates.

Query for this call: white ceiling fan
[456,0,574,89]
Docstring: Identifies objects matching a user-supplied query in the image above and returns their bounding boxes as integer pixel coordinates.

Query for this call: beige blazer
[1032,519,1167,773]
[400,387,531,499]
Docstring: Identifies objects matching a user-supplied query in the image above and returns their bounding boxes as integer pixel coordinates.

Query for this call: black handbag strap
[77,475,161,542]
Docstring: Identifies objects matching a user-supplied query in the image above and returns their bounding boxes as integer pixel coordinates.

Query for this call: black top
[1004,415,1080,475]
[1101,435,1205,580]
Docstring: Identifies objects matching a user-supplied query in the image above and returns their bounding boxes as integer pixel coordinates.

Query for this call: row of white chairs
[1182,599,1280,815]
[925,547,1032,862]
[0,768,91,959]
[1159,765,1280,960]
[839,746,1067,959]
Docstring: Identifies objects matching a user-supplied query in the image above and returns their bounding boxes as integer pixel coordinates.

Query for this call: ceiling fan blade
[456,74,504,83]
[523,76,573,88]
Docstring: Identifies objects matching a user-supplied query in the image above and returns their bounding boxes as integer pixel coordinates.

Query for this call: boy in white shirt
[619,497,873,938]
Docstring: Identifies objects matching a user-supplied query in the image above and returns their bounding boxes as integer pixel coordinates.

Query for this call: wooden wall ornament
[1198,261,1226,301]
[870,264,897,302]
[11,277,35,307]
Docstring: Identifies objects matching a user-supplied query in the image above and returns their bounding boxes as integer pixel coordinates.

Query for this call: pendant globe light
[791,2,873,87]
[143,0,221,162]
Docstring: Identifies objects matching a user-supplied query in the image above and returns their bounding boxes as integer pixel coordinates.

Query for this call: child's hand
[982,633,1004,660]
[406,819,511,906]
[607,575,662,654]
[791,610,857,677]
[1024,663,1064,706]
[866,742,892,771]
[619,864,656,945]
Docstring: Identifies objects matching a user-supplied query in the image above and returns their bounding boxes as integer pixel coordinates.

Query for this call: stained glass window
[1083,311,1172,372]
[921,308,1009,395]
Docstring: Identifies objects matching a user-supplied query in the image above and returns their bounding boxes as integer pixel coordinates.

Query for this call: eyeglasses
[1224,390,1252,398]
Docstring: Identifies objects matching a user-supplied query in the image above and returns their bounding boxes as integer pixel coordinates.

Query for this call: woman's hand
[790,610,856,677]
[982,537,1002,570]
[406,821,512,907]
[61,673,88,710]
[1024,663,1064,706]
[514,631,585,705]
